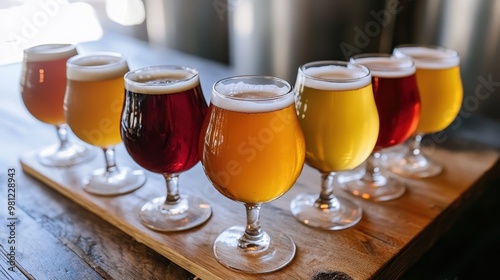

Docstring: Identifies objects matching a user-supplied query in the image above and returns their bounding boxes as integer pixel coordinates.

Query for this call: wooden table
[1,32,499,280]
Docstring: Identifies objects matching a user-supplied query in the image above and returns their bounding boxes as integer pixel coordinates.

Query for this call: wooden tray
[20,144,499,279]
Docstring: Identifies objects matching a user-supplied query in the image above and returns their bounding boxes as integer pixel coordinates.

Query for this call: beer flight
[20,43,463,273]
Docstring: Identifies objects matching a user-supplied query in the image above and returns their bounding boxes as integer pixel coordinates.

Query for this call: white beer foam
[299,65,371,91]
[125,67,199,94]
[24,44,77,62]
[351,56,415,78]
[211,81,293,113]
[393,46,460,69]
[67,53,129,81]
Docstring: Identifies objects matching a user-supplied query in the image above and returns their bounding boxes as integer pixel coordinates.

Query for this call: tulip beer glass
[20,44,94,166]
[291,61,379,230]
[65,52,146,195]
[200,76,305,273]
[122,66,212,231]
[342,54,420,201]
[391,45,463,178]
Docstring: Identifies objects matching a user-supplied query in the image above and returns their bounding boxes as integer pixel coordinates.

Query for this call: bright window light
[0,0,103,65]
[106,0,145,26]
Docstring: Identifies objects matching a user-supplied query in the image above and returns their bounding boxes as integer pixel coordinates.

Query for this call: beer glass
[390,45,463,178]
[65,52,146,195]
[122,66,212,231]
[291,61,379,230]
[200,76,305,273]
[20,44,94,166]
[341,54,420,201]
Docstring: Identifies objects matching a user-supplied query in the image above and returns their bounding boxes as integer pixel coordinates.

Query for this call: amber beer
[65,53,129,148]
[21,44,77,125]
[200,85,305,204]
[295,63,379,172]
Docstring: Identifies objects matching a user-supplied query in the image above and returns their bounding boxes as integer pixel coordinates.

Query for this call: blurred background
[1,0,499,121]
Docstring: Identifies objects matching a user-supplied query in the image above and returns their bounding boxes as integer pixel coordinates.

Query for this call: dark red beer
[372,74,420,148]
[121,66,208,174]
[353,56,421,150]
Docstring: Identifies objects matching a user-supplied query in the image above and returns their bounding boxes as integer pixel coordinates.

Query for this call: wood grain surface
[19,144,499,280]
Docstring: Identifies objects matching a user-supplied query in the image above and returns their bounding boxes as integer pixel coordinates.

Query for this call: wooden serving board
[20,144,499,279]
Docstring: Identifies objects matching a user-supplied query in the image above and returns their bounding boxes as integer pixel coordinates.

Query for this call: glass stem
[163,173,181,206]
[239,203,268,251]
[361,151,386,186]
[314,172,340,210]
[403,133,429,167]
[408,133,423,157]
[102,147,119,174]
[55,124,71,151]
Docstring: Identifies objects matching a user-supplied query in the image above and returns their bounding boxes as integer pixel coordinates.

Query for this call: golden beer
[65,53,129,148]
[200,91,305,204]
[295,64,379,173]
[394,46,463,134]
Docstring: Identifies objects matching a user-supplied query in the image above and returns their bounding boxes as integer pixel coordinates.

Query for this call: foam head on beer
[125,67,200,94]
[67,52,129,81]
[24,44,77,62]
[212,81,293,113]
[350,56,416,78]
[298,64,371,91]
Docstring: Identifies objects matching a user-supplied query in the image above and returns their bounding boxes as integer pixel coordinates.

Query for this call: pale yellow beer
[65,53,129,148]
[394,46,463,134]
[295,63,379,172]
[200,90,305,204]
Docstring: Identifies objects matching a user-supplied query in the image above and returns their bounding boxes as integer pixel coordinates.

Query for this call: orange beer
[21,44,77,125]
[394,46,463,134]
[200,86,305,203]
[295,63,379,172]
[65,53,129,148]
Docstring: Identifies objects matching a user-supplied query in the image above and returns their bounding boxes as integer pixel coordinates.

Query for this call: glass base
[37,143,95,167]
[140,194,211,232]
[390,153,443,179]
[341,175,406,201]
[83,167,146,196]
[290,193,362,230]
[213,225,295,273]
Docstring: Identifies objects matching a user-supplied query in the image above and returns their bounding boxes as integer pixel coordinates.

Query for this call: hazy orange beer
[199,76,305,273]
[201,89,305,203]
